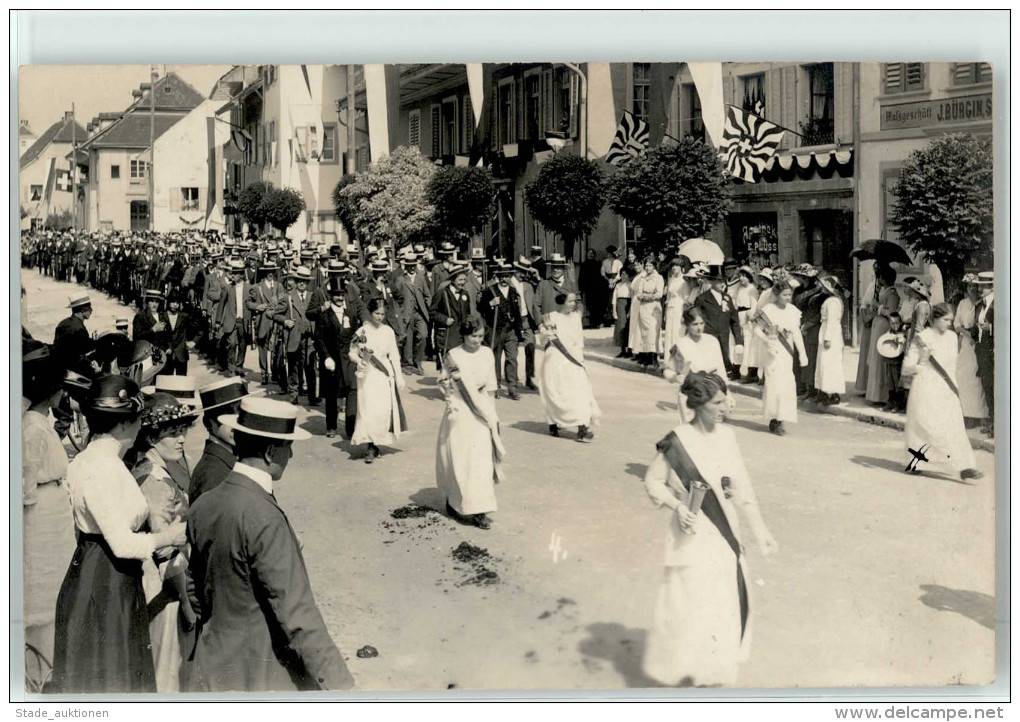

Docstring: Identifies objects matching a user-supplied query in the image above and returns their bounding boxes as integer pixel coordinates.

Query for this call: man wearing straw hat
[972,271,994,436]
[247,262,282,386]
[187,397,354,692]
[53,292,95,369]
[272,265,319,405]
[189,377,258,504]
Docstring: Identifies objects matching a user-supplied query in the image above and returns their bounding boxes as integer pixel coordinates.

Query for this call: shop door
[130,201,149,232]
[802,209,854,343]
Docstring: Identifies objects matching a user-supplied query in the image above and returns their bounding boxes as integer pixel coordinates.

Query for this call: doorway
[130,201,149,232]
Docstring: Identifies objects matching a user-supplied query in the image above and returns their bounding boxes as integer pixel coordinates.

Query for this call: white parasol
[676,237,725,265]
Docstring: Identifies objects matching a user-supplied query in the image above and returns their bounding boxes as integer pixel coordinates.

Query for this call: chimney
[63,110,73,120]
[19,119,29,132]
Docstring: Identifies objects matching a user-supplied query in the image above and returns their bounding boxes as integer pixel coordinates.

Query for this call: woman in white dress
[349,297,407,464]
[902,304,983,481]
[741,269,774,384]
[21,345,76,690]
[731,267,759,376]
[754,281,808,436]
[539,292,601,442]
[814,274,847,405]
[953,278,988,421]
[436,315,504,530]
[643,371,778,687]
[628,258,665,367]
[663,307,733,424]
[663,260,691,359]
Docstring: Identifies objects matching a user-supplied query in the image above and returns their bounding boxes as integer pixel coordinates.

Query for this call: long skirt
[48,535,156,693]
[663,304,685,358]
[865,316,893,403]
[436,406,497,516]
[614,298,631,348]
[537,347,601,428]
[855,321,873,393]
[814,340,846,395]
[740,317,760,375]
[630,300,662,355]
[761,345,798,423]
[905,368,976,473]
[644,522,749,686]
[956,335,988,419]
[24,482,76,627]
[351,368,406,447]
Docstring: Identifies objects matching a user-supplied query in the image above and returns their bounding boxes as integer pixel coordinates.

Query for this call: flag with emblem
[55,169,72,192]
[605,111,650,166]
[721,104,785,183]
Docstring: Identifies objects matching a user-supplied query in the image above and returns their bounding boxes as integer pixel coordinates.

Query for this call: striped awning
[731,148,853,184]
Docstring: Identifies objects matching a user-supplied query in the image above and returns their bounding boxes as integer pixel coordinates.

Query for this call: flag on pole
[42,158,57,204]
[467,63,494,167]
[55,169,72,192]
[721,105,785,183]
[604,111,649,166]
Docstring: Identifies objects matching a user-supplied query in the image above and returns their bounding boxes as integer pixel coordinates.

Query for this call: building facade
[19,120,37,158]
[19,112,88,230]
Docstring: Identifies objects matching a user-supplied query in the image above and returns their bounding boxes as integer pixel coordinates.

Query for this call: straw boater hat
[437,242,457,257]
[876,332,906,360]
[289,265,313,282]
[513,256,533,274]
[974,271,994,285]
[530,245,543,256]
[547,252,569,267]
[142,375,200,408]
[448,260,470,277]
[897,276,929,299]
[493,262,515,276]
[219,396,311,441]
[198,376,262,413]
[115,317,130,332]
[370,259,390,274]
[228,259,246,274]
[68,291,92,310]
[142,288,165,302]
[327,259,348,275]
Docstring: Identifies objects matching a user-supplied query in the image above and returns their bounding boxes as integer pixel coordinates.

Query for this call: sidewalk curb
[582,348,995,454]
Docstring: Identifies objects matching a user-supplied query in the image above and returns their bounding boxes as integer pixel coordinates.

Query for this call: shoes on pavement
[615,351,628,359]
[576,426,594,443]
[549,424,560,437]
[308,397,321,406]
[289,395,300,405]
[506,389,521,401]
[768,419,786,436]
[825,394,841,406]
[365,444,380,464]
[525,379,539,391]
[472,514,492,530]
[960,468,984,481]
[412,365,425,376]
[326,429,336,439]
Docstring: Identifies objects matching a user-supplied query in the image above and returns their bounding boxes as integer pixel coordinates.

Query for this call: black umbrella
[850,239,913,267]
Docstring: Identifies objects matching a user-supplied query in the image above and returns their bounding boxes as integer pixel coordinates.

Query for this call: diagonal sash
[547,336,586,370]
[444,352,507,483]
[655,430,749,638]
[926,355,960,399]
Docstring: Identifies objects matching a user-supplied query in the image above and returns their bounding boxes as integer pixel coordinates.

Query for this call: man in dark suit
[133,289,172,350]
[189,377,250,505]
[163,290,191,376]
[53,293,95,369]
[533,253,571,321]
[511,258,541,390]
[187,397,355,692]
[464,251,487,306]
[247,264,281,386]
[972,272,994,436]
[479,263,524,399]
[393,256,430,374]
[272,266,318,405]
[308,274,360,439]
[430,262,475,370]
[694,265,744,378]
[214,260,252,377]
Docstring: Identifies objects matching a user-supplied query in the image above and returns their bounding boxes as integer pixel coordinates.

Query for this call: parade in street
[18,58,996,696]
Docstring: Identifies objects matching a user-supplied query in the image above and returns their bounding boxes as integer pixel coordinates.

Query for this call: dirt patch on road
[390,504,433,519]
[451,542,502,587]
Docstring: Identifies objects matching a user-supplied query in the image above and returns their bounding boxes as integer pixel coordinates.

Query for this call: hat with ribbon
[448,260,470,278]
[228,259,246,273]
[369,259,390,274]
[701,264,727,281]
[327,259,349,275]
[470,247,486,262]
[142,375,200,407]
[289,265,313,282]
[790,263,819,278]
[876,332,906,360]
[513,256,534,274]
[84,374,145,416]
[68,292,92,310]
[115,317,130,331]
[198,376,262,414]
[139,391,198,432]
[897,276,929,299]
[142,288,165,302]
[493,263,515,276]
[529,245,543,256]
[437,241,457,257]
[219,396,311,441]
[974,271,994,285]
[547,252,569,267]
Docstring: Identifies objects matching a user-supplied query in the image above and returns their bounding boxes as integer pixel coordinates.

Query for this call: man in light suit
[247,264,281,386]
[187,397,355,692]
[272,266,318,405]
[215,259,252,377]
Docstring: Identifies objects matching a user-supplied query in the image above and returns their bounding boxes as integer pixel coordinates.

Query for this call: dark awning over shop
[731,149,853,185]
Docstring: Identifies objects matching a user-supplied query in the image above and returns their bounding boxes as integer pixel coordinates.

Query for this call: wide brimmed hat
[513,256,533,274]
[142,288,165,302]
[327,259,349,274]
[370,260,390,273]
[198,376,262,414]
[142,375,200,407]
[436,242,457,256]
[258,263,278,275]
[68,292,92,309]
[897,276,929,299]
[757,267,775,283]
[547,252,569,267]
[23,344,63,399]
[92,330,133,366]
[737,265,758,281]
[683,261,708,279]
[117,340,167,386]
[974,271,994,285]
[140,392,198,432]
[289,265,313,281]
[493,263,515,276]
[219,397,311,441]
[84,374,145,416]
[790,263,819,278]
[876,332,906,359]
[818,273,848,297]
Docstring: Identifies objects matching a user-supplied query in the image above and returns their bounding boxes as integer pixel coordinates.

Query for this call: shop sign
[741,220,778,255]
[881,93,993,131]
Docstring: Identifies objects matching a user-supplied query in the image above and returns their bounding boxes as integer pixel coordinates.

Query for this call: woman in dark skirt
[48,375,187,693]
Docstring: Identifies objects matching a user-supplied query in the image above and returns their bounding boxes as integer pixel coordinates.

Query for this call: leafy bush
[523,153,606,259]
[426,165,495,245]
[238,181,272,230]
[606,137,731,256]
[260,187,306,235]
[331,174,360,242]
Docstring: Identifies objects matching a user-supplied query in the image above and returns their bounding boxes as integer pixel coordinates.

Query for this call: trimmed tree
[333,146,436,252]
[260,187,306,236]
[890,133,993,286]
[606,137,731,256]
[426,165,495,248]
[237,180,272,232]
[523,153,606,260]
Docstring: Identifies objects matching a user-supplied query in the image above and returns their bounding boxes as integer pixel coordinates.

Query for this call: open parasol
[676,237,725,265]
[849,239,913,267]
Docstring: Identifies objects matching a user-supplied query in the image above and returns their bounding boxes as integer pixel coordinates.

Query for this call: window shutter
[462,95,474,152]
[904,63,924,90]
[952,63,973,85]
[199,188,207,213]
[452,97,460,154]
[542,70,554,135]
[169,189,179,213]
[430,105,441,157]
[567,74,579,138]
[978,62,992,82]
[408,109,421,148]
[884,63,903,94]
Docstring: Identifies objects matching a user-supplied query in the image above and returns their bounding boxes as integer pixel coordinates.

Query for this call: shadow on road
[655,400,678,412]
[721,416,764,433]
[850,456,968,485]
[409,487,445,512]
[919,584,995,630]
[416,376,439,387]
[625,463,647,480]
[510,420,557,437]
[576,622,663,688]
[410,387,445,402]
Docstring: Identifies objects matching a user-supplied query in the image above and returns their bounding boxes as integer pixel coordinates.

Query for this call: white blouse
[66,435,156,560]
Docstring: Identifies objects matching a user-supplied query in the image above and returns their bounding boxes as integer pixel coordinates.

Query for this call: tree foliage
[606,137,731,255]
[426,165,495,244]
[333,146,436,251]
[890,133,993,280]
[238,181,272,230]
[261,187,306,235]
[331,174,360,242]
[523,153,606,258]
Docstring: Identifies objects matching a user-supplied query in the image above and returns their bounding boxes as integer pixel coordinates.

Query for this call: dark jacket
[187,471,354,692]
[133,309,172,349]
[694,288,743,346]
[479,283,524,339]
[431,283,476,353]
[166,309,191,363]
[188,439,236,506]
[53,313,92,367]
[310,301,360,388]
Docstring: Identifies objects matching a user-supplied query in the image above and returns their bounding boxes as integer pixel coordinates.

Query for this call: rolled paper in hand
[688,479,710,515]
